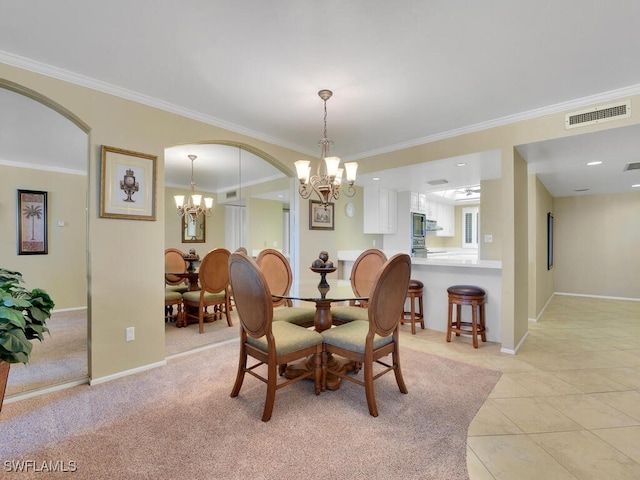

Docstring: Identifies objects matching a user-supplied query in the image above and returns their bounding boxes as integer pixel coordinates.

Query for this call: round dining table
[273,277,367,390]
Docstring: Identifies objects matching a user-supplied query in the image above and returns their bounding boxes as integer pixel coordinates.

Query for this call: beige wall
[480,178,502,260]
[247,197,283,253]
[554,191,640,298]
[528,175,555,319]
[0,165,87,309]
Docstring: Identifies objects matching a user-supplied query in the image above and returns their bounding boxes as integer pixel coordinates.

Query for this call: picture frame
[17,189,48,255]
[100,145,157,220]
[182,214,206,243]
[309,200,334,230]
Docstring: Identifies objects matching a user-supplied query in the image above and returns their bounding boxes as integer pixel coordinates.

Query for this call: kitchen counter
[337,249,502,343]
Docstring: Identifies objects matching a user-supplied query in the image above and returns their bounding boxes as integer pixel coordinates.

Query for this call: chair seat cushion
[247,321,322,356]
[331,305,369,323]
[321,320,393,353]
[164,291,182,302]
[272,306,316,326]
[182,290,226,303]
[167,285,190,294]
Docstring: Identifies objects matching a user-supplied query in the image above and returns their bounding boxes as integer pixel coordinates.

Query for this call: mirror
[182,214,206,243]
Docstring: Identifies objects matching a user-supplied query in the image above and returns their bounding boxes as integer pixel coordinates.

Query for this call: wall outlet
[126,326,135,342]
[484,234,493,243]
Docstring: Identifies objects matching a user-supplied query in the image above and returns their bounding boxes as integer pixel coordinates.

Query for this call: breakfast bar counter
[337,250,502,343]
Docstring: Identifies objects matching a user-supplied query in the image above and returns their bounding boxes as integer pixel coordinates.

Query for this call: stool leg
[417,294,425,330]
[480,303,487,343]
[410,294,416,335]
[472,302,478,348]
[455,304,462,336]
[446,300,453,342]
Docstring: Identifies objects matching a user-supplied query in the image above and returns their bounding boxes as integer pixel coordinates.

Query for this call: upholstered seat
[164,290,184,325]
[321,253,411,417]
[272,306,318,326]
[229,252,323,422]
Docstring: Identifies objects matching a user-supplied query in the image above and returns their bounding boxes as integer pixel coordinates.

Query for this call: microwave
[412,212,426,237]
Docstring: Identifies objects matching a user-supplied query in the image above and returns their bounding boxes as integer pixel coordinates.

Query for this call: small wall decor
[182,214,206,243]
[100,145,157,220]
[17,189,48,255]
[309,200,334,230]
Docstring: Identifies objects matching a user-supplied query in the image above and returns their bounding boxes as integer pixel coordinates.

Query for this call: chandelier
[174,154,213,219]
[294,89,358,208]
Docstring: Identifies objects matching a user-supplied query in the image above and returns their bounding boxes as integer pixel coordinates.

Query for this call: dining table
[273,275,367,390]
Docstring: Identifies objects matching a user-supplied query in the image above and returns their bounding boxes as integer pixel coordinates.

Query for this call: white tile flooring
[399,295,640,480]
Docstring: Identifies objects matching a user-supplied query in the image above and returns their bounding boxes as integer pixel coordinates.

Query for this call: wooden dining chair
[165,248,189,294]
[321,253,411,417]
[228,252,323,422]
[331,249,388,324]
[182,248,232,333]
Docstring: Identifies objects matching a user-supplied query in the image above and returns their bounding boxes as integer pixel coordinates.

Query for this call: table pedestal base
[283,354,356,391]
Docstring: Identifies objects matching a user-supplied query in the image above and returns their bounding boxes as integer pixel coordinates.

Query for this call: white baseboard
[555,292,640,302]
[500,330,529,355]
[4,377,89,404]
[90,360,166,386]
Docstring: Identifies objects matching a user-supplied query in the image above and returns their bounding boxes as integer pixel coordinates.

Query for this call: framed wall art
[100,145,157,220]
[309,200,334,230]
[547,212,554,270]
[17,189,48,255]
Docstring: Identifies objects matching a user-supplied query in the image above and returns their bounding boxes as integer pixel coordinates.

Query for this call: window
[462,206,479,249]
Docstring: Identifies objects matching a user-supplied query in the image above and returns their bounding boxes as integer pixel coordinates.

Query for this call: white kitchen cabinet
[364,186,398,233]
[418,193,427,212]
[435,201,455,236]
[410,192,419,211]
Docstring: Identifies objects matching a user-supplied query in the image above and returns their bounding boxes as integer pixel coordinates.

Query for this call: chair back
[199,248,231,294]
[165,248,187,285]
[351,249,388,304]
[256,249,293,307]
[368,253,411,337]
[229,252,273,339]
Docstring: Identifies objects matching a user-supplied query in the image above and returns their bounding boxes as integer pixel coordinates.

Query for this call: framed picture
[309,200,334,230]
[547,212,554,270]
[182,214,206,243]
[17,189,48,255]
[100,145,157,220]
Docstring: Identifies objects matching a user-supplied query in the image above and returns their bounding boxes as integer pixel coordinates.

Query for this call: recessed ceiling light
[455,162,467,167]
[586,161,602,166]
[277,194,283,198]
[372,177,380,181]
[632,184,640,188]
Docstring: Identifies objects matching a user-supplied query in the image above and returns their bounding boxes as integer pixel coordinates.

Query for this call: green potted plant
[0,268,54,411]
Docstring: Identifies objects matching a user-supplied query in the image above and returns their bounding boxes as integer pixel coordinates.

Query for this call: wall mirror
[182,214,206,243]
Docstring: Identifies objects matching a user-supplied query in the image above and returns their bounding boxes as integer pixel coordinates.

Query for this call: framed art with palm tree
[17,189,48,255]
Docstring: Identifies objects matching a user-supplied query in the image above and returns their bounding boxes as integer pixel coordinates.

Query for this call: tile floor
[399,294,640,480]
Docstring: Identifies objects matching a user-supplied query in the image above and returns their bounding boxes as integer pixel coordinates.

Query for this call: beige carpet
[0,341,501,479]
[5,309,88,397]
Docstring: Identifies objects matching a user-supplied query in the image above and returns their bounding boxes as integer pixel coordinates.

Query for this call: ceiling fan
[456,186,481,196]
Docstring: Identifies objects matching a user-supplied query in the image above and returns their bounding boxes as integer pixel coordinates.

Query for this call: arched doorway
[163,142,297,355]
[0,80,90,398]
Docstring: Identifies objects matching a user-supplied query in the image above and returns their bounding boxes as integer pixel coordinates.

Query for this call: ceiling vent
[623,162,640,171]
[427,179,449,186]
[225,190,238,200]
[565,100,631,129]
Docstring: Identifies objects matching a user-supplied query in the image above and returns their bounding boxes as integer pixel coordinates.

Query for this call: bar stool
[446,285,486,348]
[401,279,424,334]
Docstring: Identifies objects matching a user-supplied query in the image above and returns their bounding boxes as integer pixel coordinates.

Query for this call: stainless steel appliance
[411,212,428,257]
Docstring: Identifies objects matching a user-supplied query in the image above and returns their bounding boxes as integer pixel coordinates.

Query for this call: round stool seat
[447,285,485,296]
[446,284,486,348]
[408,279,424,290]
